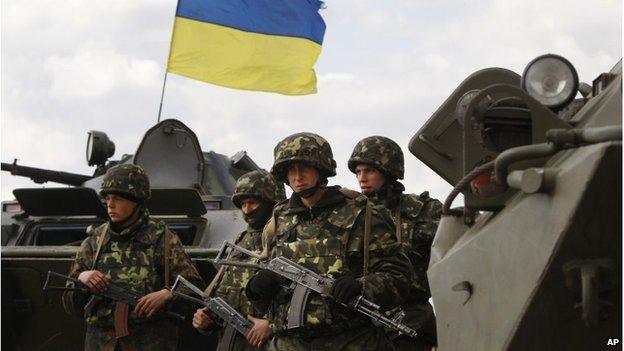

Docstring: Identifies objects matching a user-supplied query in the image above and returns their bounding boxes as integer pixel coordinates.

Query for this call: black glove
[245,270,282,301]
[331,275,362,304]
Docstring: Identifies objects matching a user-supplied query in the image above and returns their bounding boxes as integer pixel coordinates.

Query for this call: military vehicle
[409,54,621,350]
[1,118,261,350]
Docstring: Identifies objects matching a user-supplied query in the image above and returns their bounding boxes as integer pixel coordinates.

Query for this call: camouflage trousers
[267,326,394,351]
[387,301,437,351]
[85,319,177,351]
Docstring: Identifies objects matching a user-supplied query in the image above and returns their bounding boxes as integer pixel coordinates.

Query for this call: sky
[1,0,622,204]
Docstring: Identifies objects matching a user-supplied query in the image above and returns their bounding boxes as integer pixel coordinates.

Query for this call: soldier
[62,164,204,351]
[348,136,443,350]
[245,132,413,350]
[192,170,286,350]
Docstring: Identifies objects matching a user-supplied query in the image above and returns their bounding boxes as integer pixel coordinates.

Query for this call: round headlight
[86,131,115,166]
[521,54,578,110]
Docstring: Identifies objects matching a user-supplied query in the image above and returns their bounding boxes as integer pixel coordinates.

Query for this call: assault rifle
[43,271,184,338]
[171,275,253,349]
[213,241,418,338]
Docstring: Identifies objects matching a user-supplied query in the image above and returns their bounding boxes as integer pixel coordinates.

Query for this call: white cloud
[317,72,356,84]
[44,42,161,100]
[1,0,621,206]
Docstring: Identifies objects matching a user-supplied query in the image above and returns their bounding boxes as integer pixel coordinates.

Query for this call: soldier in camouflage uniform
[193,170,286,350]
[348,136,443,350]
[245,132,414,350]
[62,164,204,351]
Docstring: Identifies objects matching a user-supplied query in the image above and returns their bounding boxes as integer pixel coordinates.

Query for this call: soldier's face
[240,197,261,215]
[355,164,385,195]
[105,194,138,222]
[287,162,320,193]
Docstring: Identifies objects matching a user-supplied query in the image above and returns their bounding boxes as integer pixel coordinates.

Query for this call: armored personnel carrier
[1,118,260,350]
[410,54,621,350]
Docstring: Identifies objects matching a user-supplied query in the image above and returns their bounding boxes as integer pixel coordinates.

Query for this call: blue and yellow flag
[167,0,326,95]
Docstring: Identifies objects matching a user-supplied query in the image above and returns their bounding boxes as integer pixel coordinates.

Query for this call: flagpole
[157,72,168,123]
[157,0,182,124]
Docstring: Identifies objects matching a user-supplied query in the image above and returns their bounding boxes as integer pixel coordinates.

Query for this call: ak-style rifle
[171,275,253,350]
[213,241,418,338]
[43,271,184,338]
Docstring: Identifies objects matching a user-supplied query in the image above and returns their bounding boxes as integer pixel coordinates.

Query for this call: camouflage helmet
[99,164,151,201]
[348,136,405,180]
[271,132,337,183]
[231,170,286,208]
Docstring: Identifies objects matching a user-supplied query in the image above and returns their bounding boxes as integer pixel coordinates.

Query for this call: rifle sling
[287,284,310,329]
[363,201,372,277]
[394,205,402,243]
[260,215,277,260]
[205,266,226,298]
[164,228,170,288]
[91,223,109,270]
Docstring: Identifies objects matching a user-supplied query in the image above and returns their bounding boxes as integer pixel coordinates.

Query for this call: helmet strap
[294,180,324,199]
[110,203,144,233]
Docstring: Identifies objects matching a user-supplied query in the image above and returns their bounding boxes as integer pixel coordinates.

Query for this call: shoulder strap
[260,215,277,260]
[394,197,402,243]
[205,266,226,298]
[91,223,109,270]
[363,200,372,277]
[339,187,361,199]
[205,231,238,297]
[164,228,171,288]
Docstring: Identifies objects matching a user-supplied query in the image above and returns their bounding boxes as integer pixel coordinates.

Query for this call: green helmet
[271,132,337,183]
[348,136,405,180]
[231,170,286,208]
[99,164,151,202]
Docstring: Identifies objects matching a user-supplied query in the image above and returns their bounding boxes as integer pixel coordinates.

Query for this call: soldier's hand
[245,270,282,300]
[246,315,272,348]
[134,289,173,317]
[331,275,362,304]
[77,270,109,294]
[192,308,214,330]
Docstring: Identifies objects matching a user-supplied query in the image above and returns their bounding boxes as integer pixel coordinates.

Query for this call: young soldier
[62,164,204,351]
[192,170,285,350]
[348,136,443,350]
[246,132,413,350]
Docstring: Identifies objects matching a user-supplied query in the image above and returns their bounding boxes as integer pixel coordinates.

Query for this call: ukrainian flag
[167,0,326,95]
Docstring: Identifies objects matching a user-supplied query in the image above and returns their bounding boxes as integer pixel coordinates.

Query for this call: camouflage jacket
[371,191,442,299]
[212,227,263,316]
[262,186,413,336]
[200,227,264,350]
[62,210,203,327]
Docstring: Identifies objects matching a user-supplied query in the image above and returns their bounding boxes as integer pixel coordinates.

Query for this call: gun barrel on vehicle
[2,160,92,186]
